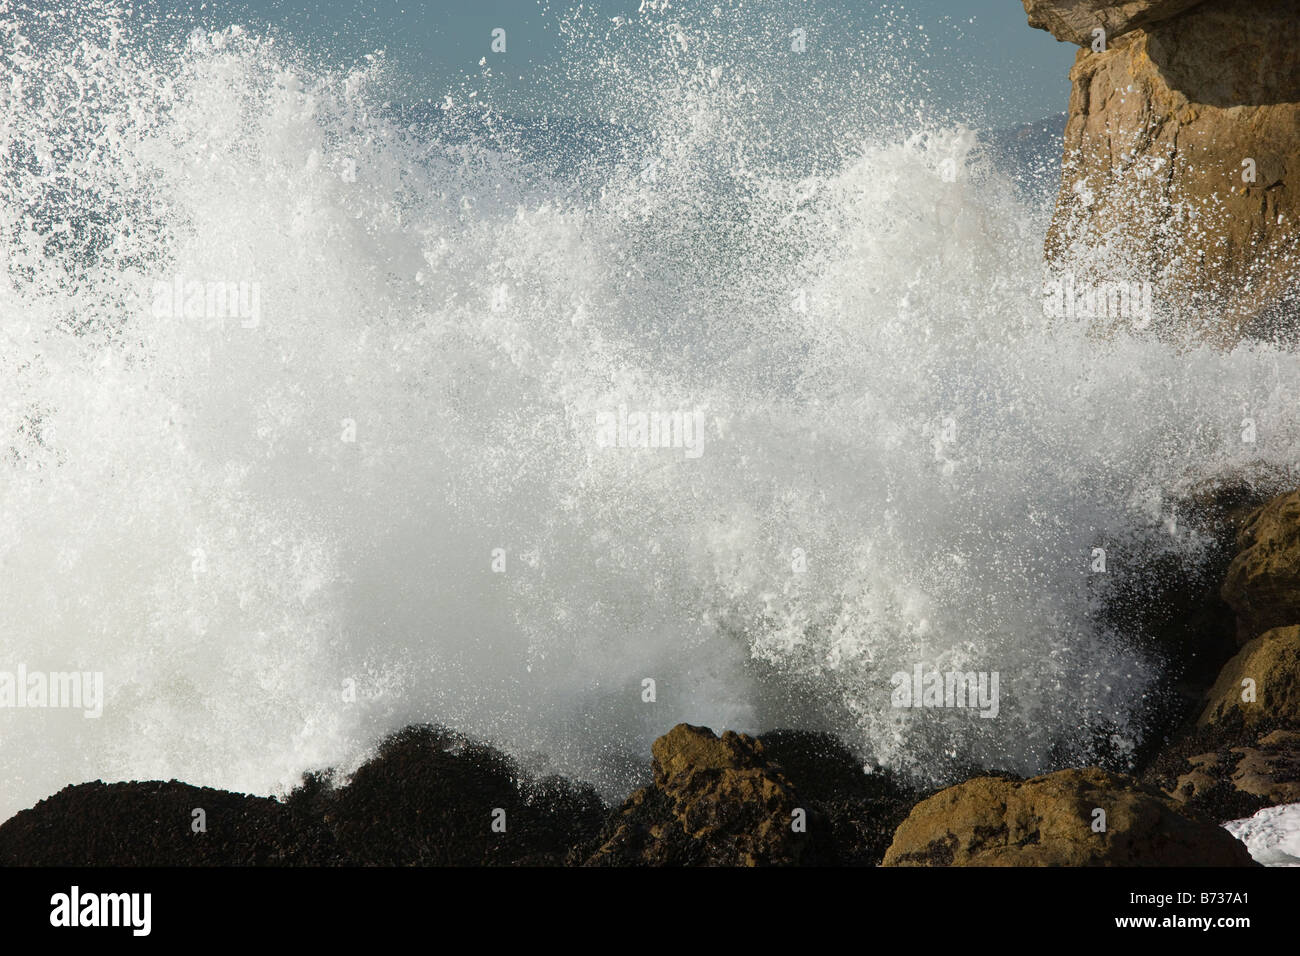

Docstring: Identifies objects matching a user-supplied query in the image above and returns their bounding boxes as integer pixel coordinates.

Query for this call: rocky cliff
[1023,0,1300,342]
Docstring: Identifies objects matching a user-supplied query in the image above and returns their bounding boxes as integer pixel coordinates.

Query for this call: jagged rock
[1142,713,1295,817]
[1222,490,1300,642]
[882,767,1255,866]
[1198,626,1300,728]
[582,723,820,866]
[576,726,918,866]
[1022,0,1208,46]
[1170,730,1300,819]
[1025,0,1300,341]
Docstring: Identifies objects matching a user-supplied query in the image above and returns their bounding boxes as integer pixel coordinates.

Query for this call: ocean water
[1226,803,1300,866]
[2,1,1299,823]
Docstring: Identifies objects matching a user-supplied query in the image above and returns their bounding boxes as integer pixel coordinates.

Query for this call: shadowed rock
[0,725,606,866]
[287,725,607,866]
[1135,487,1300,819]
[755,729,920,866]
[0,722,919,867]
[1088,480,1272,765]
[1222,490,1300,642]
[0,781,342,866]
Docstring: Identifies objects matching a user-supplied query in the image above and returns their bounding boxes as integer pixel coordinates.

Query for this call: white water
[1225,804,1300,866]
[2,2,1299,821]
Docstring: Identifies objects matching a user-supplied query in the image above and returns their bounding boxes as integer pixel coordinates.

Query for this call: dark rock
[0,780,341,866]
[291,725,607,866]
[1090,480,1273,769]
[1143,719,1300,820]
[0,725,607,867]
[1166,730,1300,821]
[1135,487,1300,816]
[755,729,921,866]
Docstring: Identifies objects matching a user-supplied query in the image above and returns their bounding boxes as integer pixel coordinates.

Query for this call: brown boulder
[1198,625,1300,728]
[582,724,813,866]
[651,723,799,854]
[882,767,1255,866]
[1222,490,1300,642]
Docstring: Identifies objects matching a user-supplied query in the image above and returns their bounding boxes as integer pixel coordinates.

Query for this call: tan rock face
[650,724,799,849]
[1222,491,1300,642]
[1198,625,1300,727]
[1027,0,1300,342]
[584,723,811,865]
[1022,0,1208,46]
[882,767,1255,866]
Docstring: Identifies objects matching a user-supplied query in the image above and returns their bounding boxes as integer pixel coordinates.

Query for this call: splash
[2,1,1298,821]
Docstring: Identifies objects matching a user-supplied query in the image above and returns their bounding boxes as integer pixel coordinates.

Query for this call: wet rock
[1137,488,1300,818]
[1169,730,1300,820]
[582,723,814,866]
[578,725,920,866]
[1198,625,1300,728]
[1222,490,1300,642]
[1143,718,1290,816]
[882,767,1255,866]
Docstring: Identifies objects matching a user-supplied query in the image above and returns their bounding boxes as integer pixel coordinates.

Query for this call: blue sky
[129,0,1078,128]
